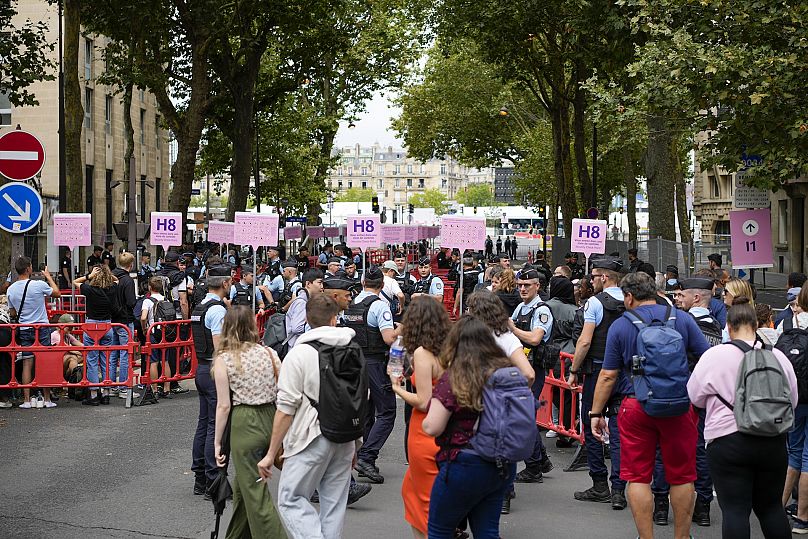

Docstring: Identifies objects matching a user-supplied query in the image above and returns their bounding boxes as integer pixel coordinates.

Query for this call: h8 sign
[150,212,183,250]
[570,218,607,259]
[347,215,381,249]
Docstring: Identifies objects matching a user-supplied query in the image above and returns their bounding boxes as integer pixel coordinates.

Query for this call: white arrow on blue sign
[0,182,44,234]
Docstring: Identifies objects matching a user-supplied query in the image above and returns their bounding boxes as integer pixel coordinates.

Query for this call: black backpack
[262,312,290,359]
[306,340,368,443]
[192,277,208,309]
[775,323,808,404]
[693,314,723,346]
[278,279,301,309]
[147,296,178,342]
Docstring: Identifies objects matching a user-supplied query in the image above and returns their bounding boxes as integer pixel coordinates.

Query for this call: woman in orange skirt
[391,296,450,538]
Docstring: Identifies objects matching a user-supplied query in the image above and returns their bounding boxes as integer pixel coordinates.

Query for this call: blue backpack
[624,306,691,417]
[470,367,537,466]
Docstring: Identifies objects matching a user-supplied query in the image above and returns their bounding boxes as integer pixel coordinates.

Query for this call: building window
[361,181,367,189]
[104,95,112,134]
[139,109,145,144]
[0,92,11,126]
[105,169,113,235]
[348,167,353,176]
[779,199,789,244]
[418,178,425,188]
[395,191,401,202]
[84,38,93,80]
[441,179,448,188]
[394,165,400,175]
[139,88,145,102]
[348,181,353,189]
[395,179,400,188]
[407,178,412,188]
[420,164,425,174]
[407,164,413,174]
[155,114,161,147]
[338,181,343,190]
[337,167,343,176]
[361,167,367,176]
[84,88,93,128]
[711,176,720,198]
[377,179,383,189]
[85,165,94,214]
[377,165,384,175]
[140,175,146,219]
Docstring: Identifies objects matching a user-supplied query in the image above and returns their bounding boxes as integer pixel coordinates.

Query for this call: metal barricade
[47,294,87,323]
[256,308,275,341]
[138,320,196,389]
[536,352,583,442]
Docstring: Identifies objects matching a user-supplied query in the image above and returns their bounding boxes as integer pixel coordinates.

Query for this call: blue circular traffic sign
[0,182,44,233]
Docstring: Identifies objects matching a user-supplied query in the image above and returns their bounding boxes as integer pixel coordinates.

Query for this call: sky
[334,91,403,149]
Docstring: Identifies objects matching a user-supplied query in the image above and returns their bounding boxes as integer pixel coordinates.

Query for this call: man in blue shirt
[507,268,554,497]
[410,257,444,300]
[284,269,324,349]
[591,272,709,539]
[190,265,230,497]
[7,256,61,408]
[776,272,807,326]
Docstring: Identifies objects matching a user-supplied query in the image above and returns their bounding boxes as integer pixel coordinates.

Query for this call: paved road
[0,383,769,538]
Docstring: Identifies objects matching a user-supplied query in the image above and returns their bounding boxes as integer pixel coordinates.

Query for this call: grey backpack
[715,340,793,436]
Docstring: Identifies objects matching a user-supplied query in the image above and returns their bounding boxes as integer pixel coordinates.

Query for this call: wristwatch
[569,369,579,375]
[588,411,603,418]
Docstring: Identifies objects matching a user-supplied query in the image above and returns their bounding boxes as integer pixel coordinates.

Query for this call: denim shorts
[16,328,51,360]
[788,404,808,471]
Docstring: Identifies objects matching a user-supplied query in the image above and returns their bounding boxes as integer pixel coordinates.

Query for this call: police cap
[591,257,623,272]
[164,251,180,263]
[323,276,354,291]
[365,266,384,280]
[677,277,714,291]
[327,257,342,265]
[281,259,297,269]
[418,256,431,266]
[207,265,232,277]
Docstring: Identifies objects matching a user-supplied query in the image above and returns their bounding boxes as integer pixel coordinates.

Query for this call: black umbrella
[210,403,233,539]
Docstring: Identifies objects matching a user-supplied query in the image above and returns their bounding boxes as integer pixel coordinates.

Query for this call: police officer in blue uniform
[410,256,444,300]
[190,265,230,498]
[346,266,401,484]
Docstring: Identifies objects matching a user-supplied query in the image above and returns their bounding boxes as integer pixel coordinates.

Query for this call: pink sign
[440,217,486,250]
[207,221,234,245]
[150,212,183,250]
[233,212,279,247]
[53,213,92,250]
[730,208,773,268]
[284,226,303,240]
[308,226,324,239]
[404,225,418,243]
[323,226,340,237]
[347,215,381,249]
[570,219,607,259]
[382,225,406,244]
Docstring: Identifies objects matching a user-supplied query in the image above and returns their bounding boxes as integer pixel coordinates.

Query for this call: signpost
[53,213,92,309]
[150,212,183,259]
[729,208,773,269]
[234,212,280,310]
[570,218,608,273]
[0,182,44,234]
[440,216,486,313]
[0,130,46,181]
[347,215,381,278]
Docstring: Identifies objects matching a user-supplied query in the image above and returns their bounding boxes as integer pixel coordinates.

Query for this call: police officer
[102,241,117,270]
[346,266,401,484]
[324,257,343,278]
[86,245,103,271]
[565,252,585,280]
[452,255,481,315]
[507,268,554,489]
[264,246,282,283]
[323,275,354,325]
[393,251,416,297]
[274,260,303,311]
[229,267,267,313]
[411,256,444,300]
[566,257,626,509]
[190,265,230,498]
[139,251,155,289]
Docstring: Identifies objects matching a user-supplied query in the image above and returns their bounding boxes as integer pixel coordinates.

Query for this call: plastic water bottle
[388,337,405,378]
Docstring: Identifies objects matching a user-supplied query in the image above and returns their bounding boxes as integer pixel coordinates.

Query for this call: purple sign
[53,213,92,250]
[404,225,418,243]
[382,225,406,244]
[347,215,381,249]
[150,212,183,250]
[570,218,607,259]
[440,217,486,250]
[730,208,773,268]
[308,226,324,239]
[284,226,303,240]
[233,212,279,248]
[207,221,234,245]
[323,226,340,238]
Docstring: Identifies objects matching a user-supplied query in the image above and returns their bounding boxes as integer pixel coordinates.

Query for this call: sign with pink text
[404,225,418,243]
[207,221,234,245]
[346,215,381,249]
[53,213,91,250]
[730,208,773,268]
[284,226,303,240]
[150,212,183,250]
[440,217,486,250]
[382,225,406,244]
[307,226,324,239]
[570,219,607,259]
[233,212,279,247]
[323,226,340,238]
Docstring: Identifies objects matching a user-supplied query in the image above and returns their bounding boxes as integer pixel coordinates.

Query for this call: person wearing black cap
[664,264,680,291]
[411,256,444,300]
[86,245,103,272]
[567,256,627,508]
[452,254,481,316]
[102,241,117,271]
[343,259,361,286]
[496,236,502,256]
[347,266,401,484]
[506,267,554,491]
[264,246,282,281]
[295,245,311,273]
[628,248,643,273]
[275,260,303,311]
[325,257,343,278]
[323,275,354,320]
[565,252,585,280]
[707,253,722,270]
[393,251,416,298]
[229,267,267,313]
[190,264,231,498]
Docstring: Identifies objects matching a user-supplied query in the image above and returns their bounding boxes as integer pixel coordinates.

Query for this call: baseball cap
[788,287,801,303]
[382,260,398,271]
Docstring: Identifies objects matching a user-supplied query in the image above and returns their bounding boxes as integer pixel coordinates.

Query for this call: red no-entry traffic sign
[0,130,46,181]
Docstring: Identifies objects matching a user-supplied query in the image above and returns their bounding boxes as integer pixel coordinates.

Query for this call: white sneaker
[30,397,37,408]
[36,396,44,408]
[0,401,12,408]
[43,401,57,409]
[118,390,140,399]
[546,430,558,438]
[19,401,33,409]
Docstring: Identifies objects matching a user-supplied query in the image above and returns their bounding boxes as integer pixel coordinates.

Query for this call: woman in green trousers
[213,306,286,538]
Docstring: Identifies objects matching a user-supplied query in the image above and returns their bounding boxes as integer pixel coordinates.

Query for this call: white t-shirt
[141,293,164,328]
[494,330,522,358]
[380,276,403,306]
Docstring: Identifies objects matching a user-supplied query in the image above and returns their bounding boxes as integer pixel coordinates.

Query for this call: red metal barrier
[256,308,274,341]
[0,322,135,390]
[138,320,196,388]
[537,351,584,442]
[48,294,87,323]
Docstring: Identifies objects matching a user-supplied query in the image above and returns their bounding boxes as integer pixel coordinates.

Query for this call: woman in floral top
[212,306,285,538]
[423,315,514,539]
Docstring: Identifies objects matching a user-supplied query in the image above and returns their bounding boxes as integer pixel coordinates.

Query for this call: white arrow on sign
[3,193,31,222]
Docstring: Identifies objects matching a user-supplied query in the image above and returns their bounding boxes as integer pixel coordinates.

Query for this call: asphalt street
[0,382,770,539]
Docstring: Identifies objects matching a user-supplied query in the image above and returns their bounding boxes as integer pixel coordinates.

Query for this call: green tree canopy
[336,187,375,202]
[456,183,495,207]
[409,188,447,215]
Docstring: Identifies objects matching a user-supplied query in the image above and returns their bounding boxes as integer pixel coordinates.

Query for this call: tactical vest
[689,312,723,370]
[514,301,542,354]
[231,282,254,308]
[265,259,281,280]
[279,278,301,308]
[191,299,225,361]
[413,275,436,295]
[586,292,626,361]
[344,295,388,359]
[394,272,414,296]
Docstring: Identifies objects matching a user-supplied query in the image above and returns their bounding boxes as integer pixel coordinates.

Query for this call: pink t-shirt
[687,339,799,443]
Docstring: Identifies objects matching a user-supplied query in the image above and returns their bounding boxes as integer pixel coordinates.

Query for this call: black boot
[692,497,711,527]
[564,443,588,472]
[574,479,611,503]
[193,475,206,496]
[611,489,627,510]
[653,495,669,526]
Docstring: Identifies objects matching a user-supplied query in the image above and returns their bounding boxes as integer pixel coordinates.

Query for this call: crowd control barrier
[137,320,196,394]
[537,351,584,442]
[48,293,87,323]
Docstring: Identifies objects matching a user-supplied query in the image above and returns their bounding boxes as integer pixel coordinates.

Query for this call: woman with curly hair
[391,296,450,539]
[423,316,516,538]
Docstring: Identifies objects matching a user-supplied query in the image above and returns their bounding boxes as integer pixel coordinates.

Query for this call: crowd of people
[4,240,808,539]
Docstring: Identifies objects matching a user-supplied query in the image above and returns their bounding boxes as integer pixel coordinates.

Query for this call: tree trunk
[573,82,592,210]
[623,147,638,245]
[225,90,256,220]
[306,128,337,232]
[551,100,577,235]
[644,114,677,241]
[673,141,692,261]
[64,0,83,213]
[122,81,134,188]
